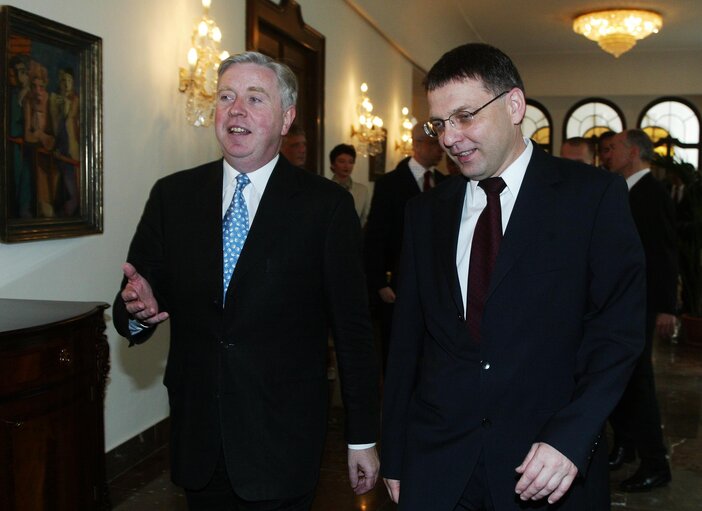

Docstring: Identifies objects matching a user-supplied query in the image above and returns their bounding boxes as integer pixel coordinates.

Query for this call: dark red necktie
[467,177,507,342]
[423,170,433,191]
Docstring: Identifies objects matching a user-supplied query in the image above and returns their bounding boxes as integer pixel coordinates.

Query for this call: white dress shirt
[222,156,278,221]
[625,168,650,191]
[456,138,532,315]
[408,157,436,190]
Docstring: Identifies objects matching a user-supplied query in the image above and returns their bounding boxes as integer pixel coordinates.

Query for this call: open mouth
[455,148,477,160]
[227,126,250,134]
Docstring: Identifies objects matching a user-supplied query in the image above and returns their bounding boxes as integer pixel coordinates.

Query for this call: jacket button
[481,360,491,370]
[481,418,491,428]
[458,313,465,321]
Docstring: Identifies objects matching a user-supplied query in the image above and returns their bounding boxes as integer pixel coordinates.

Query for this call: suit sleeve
[536,176,646,473]
[379,202,425,479]
[113,180,168,345]
[640,184,678,314]
[325,191,380,444]
[364,177,393,292]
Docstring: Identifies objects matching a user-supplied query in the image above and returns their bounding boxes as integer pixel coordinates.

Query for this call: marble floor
[109,335,702,510]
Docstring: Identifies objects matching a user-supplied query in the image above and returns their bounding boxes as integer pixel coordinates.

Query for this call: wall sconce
[351,83,385,157]
[395,106,416,156]
[178,0,230,127]
[573,9,662,58]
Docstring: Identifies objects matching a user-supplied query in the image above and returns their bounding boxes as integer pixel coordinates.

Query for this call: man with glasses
[380,43,645,510]
[364,122,445,371]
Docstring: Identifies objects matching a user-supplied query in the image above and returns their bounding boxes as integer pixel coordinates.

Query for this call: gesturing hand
[120,263,169,326]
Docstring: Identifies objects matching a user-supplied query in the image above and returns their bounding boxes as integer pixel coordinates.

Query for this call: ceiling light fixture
[573,9,663,58]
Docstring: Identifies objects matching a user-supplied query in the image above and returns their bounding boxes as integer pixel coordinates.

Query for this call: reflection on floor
[109,336,702,510]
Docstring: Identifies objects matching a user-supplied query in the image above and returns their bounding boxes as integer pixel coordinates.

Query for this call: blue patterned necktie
[222,173,251,302]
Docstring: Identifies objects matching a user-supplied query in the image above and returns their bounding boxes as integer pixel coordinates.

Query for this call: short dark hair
[625,129,655,162]
[286,124,306,138]
[425,43,524,96]
[563,136,596,154]
[598,130,616,142]
[329,144,356,163]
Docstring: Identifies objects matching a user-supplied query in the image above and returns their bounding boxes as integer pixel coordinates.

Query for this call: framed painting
[0,6,102,242]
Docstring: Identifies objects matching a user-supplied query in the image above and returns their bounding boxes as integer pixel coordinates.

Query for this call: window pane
[566,102,623,139]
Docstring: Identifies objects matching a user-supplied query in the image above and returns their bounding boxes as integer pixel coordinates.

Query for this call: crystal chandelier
[351,83,385,157]
[573,9,663,58]
[178,0,230,127]
[395,106,416,157]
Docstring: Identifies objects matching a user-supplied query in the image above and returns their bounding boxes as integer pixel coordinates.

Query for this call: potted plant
[655,155,702,345]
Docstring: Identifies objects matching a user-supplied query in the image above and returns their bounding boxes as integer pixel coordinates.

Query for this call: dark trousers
[609,315,668,467]
[454,452,494,511]
[185,451,315,511]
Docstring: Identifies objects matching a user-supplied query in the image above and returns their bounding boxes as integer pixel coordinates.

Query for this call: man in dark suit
[380,43,645,510]
[113,52,379,511]
[364,122,445,370]
[607,129,677,491]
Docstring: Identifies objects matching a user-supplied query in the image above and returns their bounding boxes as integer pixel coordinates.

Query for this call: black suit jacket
[114,157,379,500]
[364,157,446,292]
[628,172,678,319]
[381,147,645,510]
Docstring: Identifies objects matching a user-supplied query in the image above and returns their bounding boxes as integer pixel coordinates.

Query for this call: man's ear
[281,106,297,135]
[507,88,526,125]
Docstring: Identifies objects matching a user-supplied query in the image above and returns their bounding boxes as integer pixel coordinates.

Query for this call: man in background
[281,123,307,167]
[607,129,677,492]
[560,136,596,165]
[364,122,445,370]
[114,51,379,511]
[597,130,616,170]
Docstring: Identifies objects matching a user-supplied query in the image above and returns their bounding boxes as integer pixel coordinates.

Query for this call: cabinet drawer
[0,335,79,397]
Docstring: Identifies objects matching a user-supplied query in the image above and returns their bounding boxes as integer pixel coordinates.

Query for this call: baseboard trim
[106,417,170,481]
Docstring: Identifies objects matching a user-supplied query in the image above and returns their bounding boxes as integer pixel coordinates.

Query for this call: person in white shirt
[329,143,370,226]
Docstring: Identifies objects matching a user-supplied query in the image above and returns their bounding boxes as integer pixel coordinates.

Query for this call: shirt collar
[332,175,353,190]
[408,157,432,181]
[626,168,650,190]
[223,154,279,192]
[468,137,532,199]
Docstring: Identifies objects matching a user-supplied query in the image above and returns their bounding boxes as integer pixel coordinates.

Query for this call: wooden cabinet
[0,299,110,510]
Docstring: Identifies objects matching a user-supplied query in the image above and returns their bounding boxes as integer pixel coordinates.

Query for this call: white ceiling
[347,0,702,71]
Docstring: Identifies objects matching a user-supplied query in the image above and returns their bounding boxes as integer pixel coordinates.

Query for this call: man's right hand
[121,263,169,326]
[378,286,396,304]
[383,478,400,503]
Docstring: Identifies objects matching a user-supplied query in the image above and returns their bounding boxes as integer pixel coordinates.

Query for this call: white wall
[0,0,413,451]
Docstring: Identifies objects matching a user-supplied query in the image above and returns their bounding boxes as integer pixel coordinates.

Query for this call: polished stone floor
[109,335,702,510]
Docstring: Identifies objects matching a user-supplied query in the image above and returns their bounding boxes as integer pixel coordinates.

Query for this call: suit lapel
[434,177,468,313]
[196,160,226,300]
[487,147,562,299]
[227,159,301,291]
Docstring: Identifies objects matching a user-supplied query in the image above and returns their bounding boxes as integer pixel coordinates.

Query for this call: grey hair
[625,129,655,163]
[218,51,298,110]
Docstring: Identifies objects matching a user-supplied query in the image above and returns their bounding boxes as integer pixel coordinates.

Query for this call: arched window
[522,99,552,153]
[638,98,700,169]
[563,98,625,140]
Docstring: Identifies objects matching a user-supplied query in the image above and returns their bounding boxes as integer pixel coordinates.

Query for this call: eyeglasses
[423,90,510,138]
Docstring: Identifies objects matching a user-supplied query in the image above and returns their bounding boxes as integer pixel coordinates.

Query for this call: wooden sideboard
[0,299,110,510]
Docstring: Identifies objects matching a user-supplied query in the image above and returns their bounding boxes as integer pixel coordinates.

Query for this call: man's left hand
[515,442,578,504]
[348,447,380,495]
[656,312,677,339]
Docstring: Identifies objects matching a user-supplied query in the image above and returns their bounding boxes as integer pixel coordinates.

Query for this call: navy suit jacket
[114,157,379,500]
[364,157,446,292]
[629,172,678,320]
[381,147,645,510]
